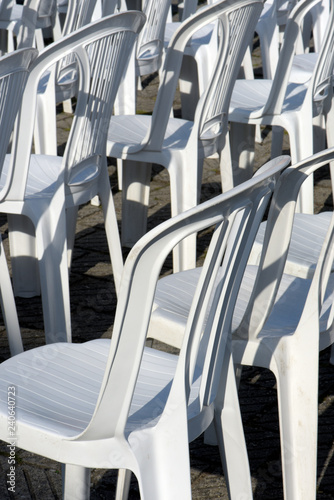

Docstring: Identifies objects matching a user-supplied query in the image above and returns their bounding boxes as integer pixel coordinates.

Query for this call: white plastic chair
[146,148,334,500]
[107,0,264,273]
[0,152,289,500]
[228,0,334,214]
[0,48,38,357]
[162,0,262,121]
[3,12,145,345]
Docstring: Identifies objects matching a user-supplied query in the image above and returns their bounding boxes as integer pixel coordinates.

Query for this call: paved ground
[0,36,334,500]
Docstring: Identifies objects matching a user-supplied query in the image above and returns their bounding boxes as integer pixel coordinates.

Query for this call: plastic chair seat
[0,4,24,30]
[1,153,101,200]
[0,339,203,444]
[249,211,333,278]
[0,154,60,198]
[289,52,318,84]
[229,79,308,120]
[107,114,216,157]
[149,264,334,348]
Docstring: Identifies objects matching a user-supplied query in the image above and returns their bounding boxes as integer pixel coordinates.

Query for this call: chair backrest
[0,48,38,202]
[141,0,264,152]
[136,0,172,75]
[75,154,290,441]
[237,148,334,344]
[55,0,98,90]
[62,0,98,36]
[6,12,146,202]
[262,0,329,116]
[196,0,264,143]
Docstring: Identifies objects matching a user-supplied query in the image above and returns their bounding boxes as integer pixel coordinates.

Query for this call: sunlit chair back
[7,12,145,204]
[136,0,172,75]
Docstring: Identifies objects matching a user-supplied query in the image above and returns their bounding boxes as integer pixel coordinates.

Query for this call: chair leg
[66,206,79,272]
[179,54,199,121]
[121,160,152,248]
[0,235,23,356]
[134,418,192,500]
[168,155,202,272]
[284,115,314,214]
[214,349,253,500]
[34,201,72,343]
[99,166,124,295]
[34,81,58,156]
[62,464,91,500]
[115,469,132,500]
[271,126,284,158]
[7,214,41,298]
[274,345,318,500]
[229,122,255,186]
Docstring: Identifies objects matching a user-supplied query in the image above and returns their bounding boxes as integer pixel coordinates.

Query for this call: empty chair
[147,148,334,500]
[0,153,290,500]
[9,0,104,300]
[2,12,145,344]
[228,0,334,213]
[107,0,264,272]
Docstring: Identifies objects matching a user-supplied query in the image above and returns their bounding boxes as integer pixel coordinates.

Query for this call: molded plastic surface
[149,148,334,500]
[0,154,289,500]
